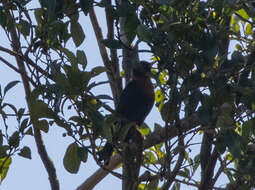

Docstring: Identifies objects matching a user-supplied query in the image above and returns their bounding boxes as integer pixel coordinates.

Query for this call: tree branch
[89,7,122,106]
[76,113,200,190]
[0,56,36,87]
[3,3,59,190]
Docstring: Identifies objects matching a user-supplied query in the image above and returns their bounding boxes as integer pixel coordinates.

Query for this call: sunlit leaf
[0,156,12,183]
[245,23,252,36]
[236,9,249,20]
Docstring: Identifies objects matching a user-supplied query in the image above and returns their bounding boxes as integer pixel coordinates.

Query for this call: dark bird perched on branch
[98,61,155,163]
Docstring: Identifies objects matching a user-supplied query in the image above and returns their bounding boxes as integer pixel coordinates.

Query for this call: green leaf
[0,8,7,28]
[137,24,153,43]
[63,143,81,173]
[77,147,88,163]
[80,0,93,15]
[101,39,122,49]
[35,119,49,133]
[59,47,77,65]
[39,0,56,13]
[155,0,171,6]
[20,118,29,133]
[18,146,31,159]
[236,9,249,20]
[4,80,20,96]
[147,178,159,190]
[90,66,106,77]
[71,21,85,47]
[144,151,157,164]
[8,131,19,148]
[95,94,113,100]
[0,146,8,159]
[76,50,87,68]
[25,127,33,136]
[0,156,12,182]
[124,14,139,43]
[139,123,151,136]
[17,108,25,121]
[192,154,200,174]
[30,100,57,120]
[245,23,252,36]
[19,19,31,36]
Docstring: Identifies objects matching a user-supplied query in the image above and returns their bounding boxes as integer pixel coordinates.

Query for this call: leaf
[0,145,8,159]
[0,8,7,28]
[90,66,106,77]
[95,94,113,100]
[155,0,171,6]
[30,100,57,120]
[18,146,31,159]
[147,178,159,190]
[17,108,25,121]
[137,24,153,43]
[245,23,252,36]
[0,156,12,183]
[20,118,29,133]
[63,143,81,173]
[139,123,151,136]
[77,147,88,163]
[101,39,122,49]
[80,0,93,15]
[124,14,139,43]
[8,131,19,148]
[59,47,77,65]
[76,50,87,68]
[4,80,20,96]
[144,151,157,164]
[25,127,33,136]
[39,0,56,13]
[35,119,49,133]
[236,9,249,20]
[71,21,85,47]
[19,19,31,36]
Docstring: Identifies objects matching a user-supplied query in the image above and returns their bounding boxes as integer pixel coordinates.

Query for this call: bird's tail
[98,142,114,163]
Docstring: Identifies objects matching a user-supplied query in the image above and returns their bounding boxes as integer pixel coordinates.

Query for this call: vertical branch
[89,7,122,106]
[105,0,122,92]
[2,2,59,190]
[199,147,219,190]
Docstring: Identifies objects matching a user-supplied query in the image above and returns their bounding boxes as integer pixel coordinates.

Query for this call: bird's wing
[116,80,141,117]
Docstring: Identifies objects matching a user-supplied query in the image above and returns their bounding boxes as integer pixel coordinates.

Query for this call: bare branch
[89,7,122,106]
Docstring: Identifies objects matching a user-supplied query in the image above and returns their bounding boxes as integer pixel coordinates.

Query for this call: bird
[98,61,155,163]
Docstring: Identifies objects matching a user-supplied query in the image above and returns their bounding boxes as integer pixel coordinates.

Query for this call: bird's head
[132,61,153,78]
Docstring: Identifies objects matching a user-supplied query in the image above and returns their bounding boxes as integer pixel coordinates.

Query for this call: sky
[0,1,234,190]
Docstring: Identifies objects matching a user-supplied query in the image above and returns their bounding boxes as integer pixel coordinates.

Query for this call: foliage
[0,0,255,189]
